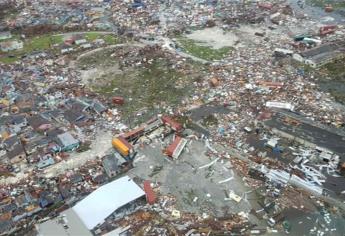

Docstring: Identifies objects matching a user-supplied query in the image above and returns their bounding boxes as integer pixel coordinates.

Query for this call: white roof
[265,101,294,111]
[37,208,92,236]
[72,176,145,230]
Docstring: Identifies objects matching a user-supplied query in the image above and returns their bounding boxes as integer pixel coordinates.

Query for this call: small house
[36,155,55,169]
[57,132,79,152]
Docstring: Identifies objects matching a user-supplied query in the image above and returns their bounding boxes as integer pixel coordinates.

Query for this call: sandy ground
[186,27,239,49]
[129,138,252,216]
[184,24,320,50]
[79,64,122,86]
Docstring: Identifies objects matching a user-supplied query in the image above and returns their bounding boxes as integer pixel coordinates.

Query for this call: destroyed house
[6,143,26,164]
[91,99,107,114]
[58,184,72,200]
[24,137,49,155]
[102,155,120,178]
[3,135,20,151]
[10,115,27,128]
[42,110,64,122]
[161,115,183,132]
[264,111,345,158]
[144,117,163,133]
[39,191,62,208]
[70,173,84,184]
[15,191,33,207]
[299,42,345,68]
[65,99,90,113]
[122,127,145,142]
[63,109,87,125]
[27,115,51,131]
[300,43,339,58]
[0,220,13,234]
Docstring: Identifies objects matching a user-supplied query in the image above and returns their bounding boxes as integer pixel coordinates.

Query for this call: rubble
[0,0,344,235]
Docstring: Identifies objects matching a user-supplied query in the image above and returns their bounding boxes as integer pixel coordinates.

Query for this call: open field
[306,0,345,9]
[0,32,119,63]
[79,45,205,124]
[0,34,63,63]
[176,37,233,61]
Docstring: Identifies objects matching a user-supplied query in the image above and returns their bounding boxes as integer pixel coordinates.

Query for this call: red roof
[143,180,156,205]
[165,136,182,157]
[257,2,273,10]
[161,115,182,132]
[112,96,125,105]
[122,127,145,141]
[320,25,337,36]
[117,136,133,150]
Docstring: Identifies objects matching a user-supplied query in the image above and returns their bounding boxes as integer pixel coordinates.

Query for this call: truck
[112,136,133,157]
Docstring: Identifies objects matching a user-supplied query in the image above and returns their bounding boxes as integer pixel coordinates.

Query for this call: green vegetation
[24,35,63,52]
[85,32,119,44]
[0,56,18,64]
[202,114,218,127]
[103,34,120,44]
[0,34,63,63]
[85,32,101,41]
[329,89,345,104]
[78,47,115,67]
[306,0,345,9]
[92,59,192,123]
[83,46,204,124]
[0,32,120,64]
[322,58,345,77]
[318,58,345,105]
[176,37,233,61]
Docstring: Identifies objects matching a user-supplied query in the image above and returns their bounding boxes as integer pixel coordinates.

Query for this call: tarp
[73,176,145,230]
